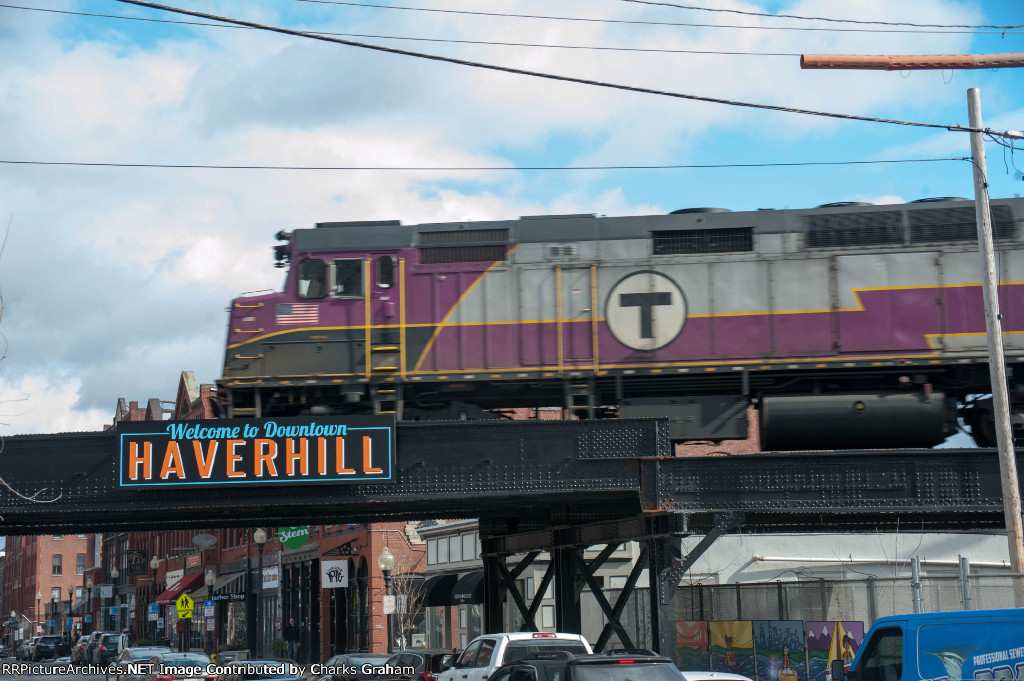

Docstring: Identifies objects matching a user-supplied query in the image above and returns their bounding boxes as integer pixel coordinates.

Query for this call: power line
[113,0,1012,138]
[0,158,970,171]
[617,0,1024,30]
[0,3,801,56]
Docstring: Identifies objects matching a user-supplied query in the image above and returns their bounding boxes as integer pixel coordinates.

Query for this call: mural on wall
[805,621,865,681]
[754,620,807,681]
[710,621,755,676]
[676,620,710,670]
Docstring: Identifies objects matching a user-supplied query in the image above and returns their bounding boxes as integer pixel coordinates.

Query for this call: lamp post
[35,592,41,637]
[85,578,93,634]
[66,586,74,645]
[150,556,160,643]
[110,566,119,631]
[50,593,57,635]
[377,546,395,654]
[204,570,215,655]
[253,529,267,658]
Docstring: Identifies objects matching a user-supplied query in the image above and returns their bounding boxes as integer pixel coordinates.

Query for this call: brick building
[2,534,88,645]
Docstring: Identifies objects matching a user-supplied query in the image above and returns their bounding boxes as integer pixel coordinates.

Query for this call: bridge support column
[647,536,678,660]
[483,554,505,633]
[553,548,583,634]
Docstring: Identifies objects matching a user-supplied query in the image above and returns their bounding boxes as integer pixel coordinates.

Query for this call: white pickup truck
[436,633,592,681]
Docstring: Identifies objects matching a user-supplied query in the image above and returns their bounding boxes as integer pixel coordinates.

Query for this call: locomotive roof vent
[668,207,731,215]
[315,219,402,228]
[520,213,597,220]
[815,201,872,208]
[911,197,969,203]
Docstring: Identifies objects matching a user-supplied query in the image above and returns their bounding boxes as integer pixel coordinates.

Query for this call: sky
[0,0,1023,435]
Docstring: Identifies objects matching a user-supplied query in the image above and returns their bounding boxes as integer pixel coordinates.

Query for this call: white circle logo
[605,270,686,352]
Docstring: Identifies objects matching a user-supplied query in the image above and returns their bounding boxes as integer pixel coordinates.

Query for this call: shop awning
[451,571,484,605]
[424,574,458,607]
[155,572,205,605]
[212,573,246,602]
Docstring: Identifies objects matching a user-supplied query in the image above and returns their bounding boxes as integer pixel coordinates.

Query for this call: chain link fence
[579,574,1024,649]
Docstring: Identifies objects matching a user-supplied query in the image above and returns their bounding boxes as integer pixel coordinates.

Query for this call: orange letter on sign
[363,435,382,474]
[254,439,278,477]
[226,440,245,477]
[285,438,308,476]
[192,441,218,479]
[129,441,152,481]
[335,437,355,474]
[159,441,186,480]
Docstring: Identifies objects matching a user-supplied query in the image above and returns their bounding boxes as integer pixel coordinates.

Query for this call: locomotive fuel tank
[758,392,957,450]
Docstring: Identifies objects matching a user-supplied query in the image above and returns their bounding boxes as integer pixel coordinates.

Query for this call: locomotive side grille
[419,228,509,245]
[908,205,1016,243]
[652,227,754,255]
[803,210,903,248]
[419,244,508,264]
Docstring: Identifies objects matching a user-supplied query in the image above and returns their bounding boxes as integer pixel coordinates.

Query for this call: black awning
[424,574,458,607]
[451,571,484,605]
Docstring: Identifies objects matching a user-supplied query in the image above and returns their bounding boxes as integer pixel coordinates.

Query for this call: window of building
[76,554,86,575]
[77,534,86,539]
[449,536,462,563]
[52,554,62,575]
[541,605,555,628]
[52,535,62,540]
[332,259,364,297]
[462,533,475,562]
[426,539,437,566]
[51,587,61,602]
[437,536,449,563]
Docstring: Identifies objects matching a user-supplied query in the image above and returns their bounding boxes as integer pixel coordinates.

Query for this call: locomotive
[219,196,1024,450]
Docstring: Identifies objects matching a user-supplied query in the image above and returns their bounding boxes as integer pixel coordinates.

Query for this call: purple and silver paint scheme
[219,198,1024,450]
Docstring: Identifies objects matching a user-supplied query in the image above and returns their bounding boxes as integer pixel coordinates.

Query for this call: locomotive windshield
[297,258,326,298]
[333,258,364,297]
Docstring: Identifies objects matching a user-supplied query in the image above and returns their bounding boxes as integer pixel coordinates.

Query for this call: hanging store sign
[117,416,394,488]
[126,550,148,576]
[279,526,309,549]
[321,560,349,589]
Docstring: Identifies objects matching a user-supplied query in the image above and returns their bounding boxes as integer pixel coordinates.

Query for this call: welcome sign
[118,415,394,487]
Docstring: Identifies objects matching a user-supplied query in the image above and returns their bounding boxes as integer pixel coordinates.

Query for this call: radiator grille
[652,227,754,255]
[419,228,508,245]
[419,244,507,264]
[804,210,904,248]
[909,205,1015,243]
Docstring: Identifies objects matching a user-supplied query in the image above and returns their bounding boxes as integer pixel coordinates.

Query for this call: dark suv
[92,633,122,665]
[33,635,63,661]
[487,651,684,681]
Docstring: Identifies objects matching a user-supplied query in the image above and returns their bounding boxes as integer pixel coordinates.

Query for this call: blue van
[834,609,1024,681]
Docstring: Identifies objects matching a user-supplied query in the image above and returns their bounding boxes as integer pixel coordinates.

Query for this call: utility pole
[967,88,1024,606]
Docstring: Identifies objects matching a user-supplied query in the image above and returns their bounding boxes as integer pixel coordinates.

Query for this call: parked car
[106,646,173,681]
[33,635,64,661]
[17,636,39,660]
[0,642,8,658]
[378,650,458,681]
[437,633,592,681]
[217,658,304,681]
[318,653,392,681]
[72,636,91,665]
[137,652,214,681]
[86,631,112,666]
[487,651,687,681]
[92,632,123,665]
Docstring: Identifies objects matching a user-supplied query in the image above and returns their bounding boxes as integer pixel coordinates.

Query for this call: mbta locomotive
[219,196,1024,450]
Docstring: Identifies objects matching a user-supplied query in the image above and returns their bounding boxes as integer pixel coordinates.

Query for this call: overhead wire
[617,0,1024,30]
[0,4,802,55]
[290,0,1023,34]
[0,158,971,171]
[112,0,1017,138]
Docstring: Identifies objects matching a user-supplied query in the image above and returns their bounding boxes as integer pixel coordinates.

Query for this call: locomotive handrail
[233,301,264,308]
[556,264,564,374]
[232,328,264,333]
[400,257,407,380]
[237,289,274,296]
[233,354,264,360]
[364,257,372,380]
[591,262,600,373]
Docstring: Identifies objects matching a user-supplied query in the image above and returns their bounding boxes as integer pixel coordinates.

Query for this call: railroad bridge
[1,417,1020,655]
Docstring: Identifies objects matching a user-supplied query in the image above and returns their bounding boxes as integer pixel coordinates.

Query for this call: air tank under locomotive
[218,197,1024,450]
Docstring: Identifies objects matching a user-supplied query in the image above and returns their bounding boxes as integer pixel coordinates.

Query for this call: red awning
[155,572,206,606]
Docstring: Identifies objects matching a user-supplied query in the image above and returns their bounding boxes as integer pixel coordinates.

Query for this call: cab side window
[298,259,326,299]
[333,259,364,297]
[860,628,903,681]
[377,256,396,288]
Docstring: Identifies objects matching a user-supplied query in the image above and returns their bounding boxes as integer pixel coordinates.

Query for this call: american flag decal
[276,303,319,325]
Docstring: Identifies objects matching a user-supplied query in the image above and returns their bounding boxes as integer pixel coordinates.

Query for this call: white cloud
[0,374,109,434]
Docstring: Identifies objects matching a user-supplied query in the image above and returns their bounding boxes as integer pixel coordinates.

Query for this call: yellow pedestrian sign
[176,593,194,619]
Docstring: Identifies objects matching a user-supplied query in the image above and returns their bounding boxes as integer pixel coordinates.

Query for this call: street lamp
[253,528,267,658]
[377,546,395,653]
[109,566,120,631]
[67,586,74,645]
[50,593,57,635]
[85,578,93,634]
[8,611,14,655]
[35,592,41,637]
[204,570,215,655]
[150,556,160,643]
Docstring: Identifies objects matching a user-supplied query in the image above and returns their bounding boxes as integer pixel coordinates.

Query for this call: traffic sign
[84,615,92,623]
[382,595,395,614]
[148,604,159,615]
[111,606,119,615]
[175,593,194,619]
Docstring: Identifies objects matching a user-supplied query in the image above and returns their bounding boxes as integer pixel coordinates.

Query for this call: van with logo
[832,608,1024,681]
